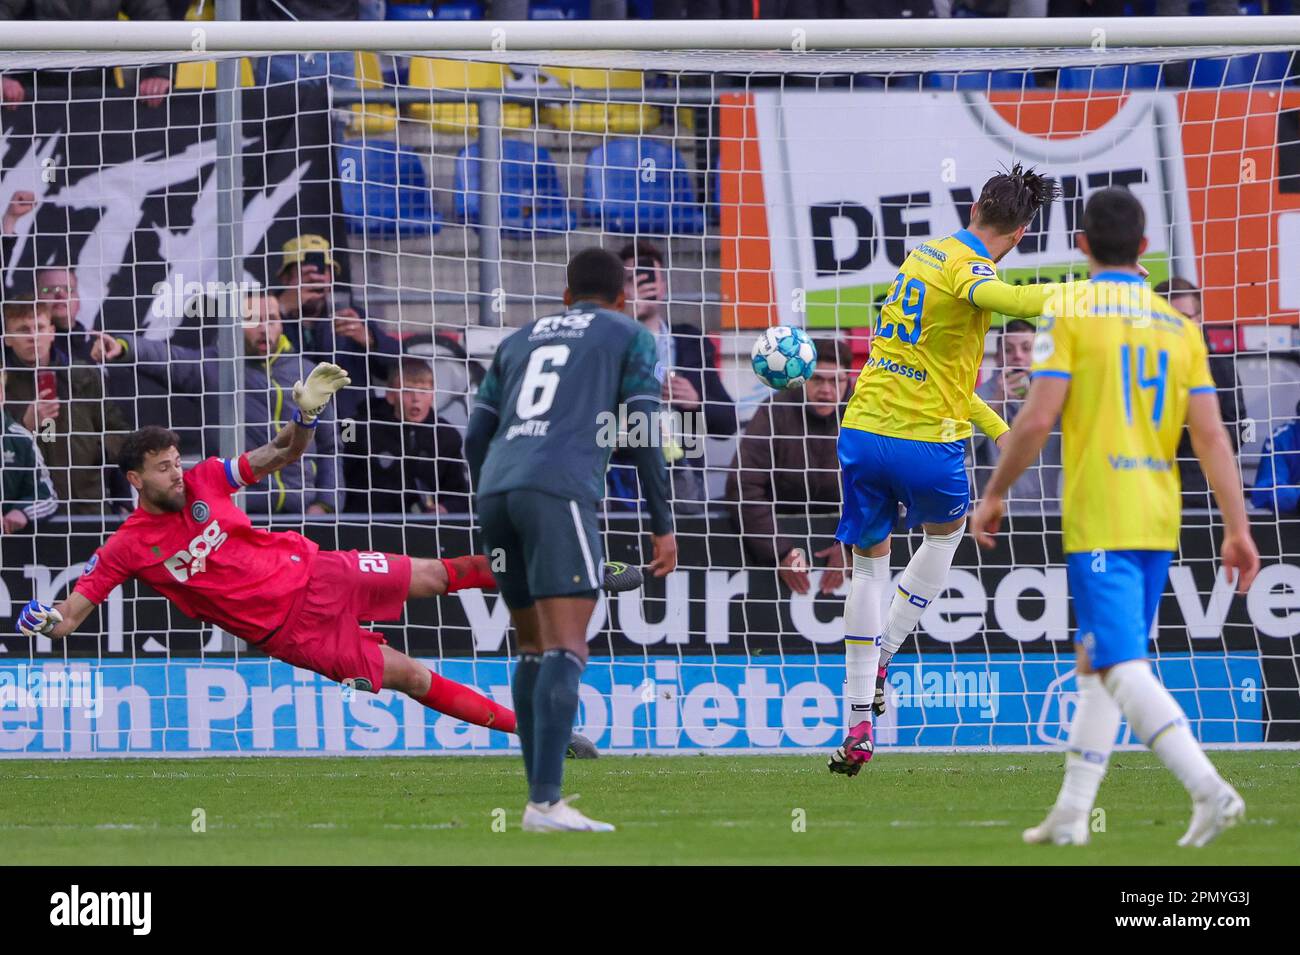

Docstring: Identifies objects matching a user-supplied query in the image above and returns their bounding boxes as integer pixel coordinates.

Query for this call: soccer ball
[751,325,817,389]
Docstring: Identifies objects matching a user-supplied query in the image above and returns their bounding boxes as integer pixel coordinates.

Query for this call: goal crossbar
[2,17,1300,54]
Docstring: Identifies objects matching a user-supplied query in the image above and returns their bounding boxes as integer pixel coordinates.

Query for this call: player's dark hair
[119,426,181,474]
[973,163,1061,234]
[811,337,853,370]
[1001,319,1037,336]
[566,247,626,306]
[1082,186,1146,266]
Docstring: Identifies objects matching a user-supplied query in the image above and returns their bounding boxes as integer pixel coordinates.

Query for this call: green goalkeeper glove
[292,362,350,426]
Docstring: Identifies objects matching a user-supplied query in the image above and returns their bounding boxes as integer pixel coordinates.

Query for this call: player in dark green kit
[465,248,678,832]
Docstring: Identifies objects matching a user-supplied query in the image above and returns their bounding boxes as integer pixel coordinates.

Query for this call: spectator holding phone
[970,318,1062,512]
[1,295,130,515]
[275,234,400,422]
[620,240,737,442]
[607,240,738,512]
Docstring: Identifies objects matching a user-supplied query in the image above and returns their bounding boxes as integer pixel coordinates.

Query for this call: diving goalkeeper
[15,363,617,750]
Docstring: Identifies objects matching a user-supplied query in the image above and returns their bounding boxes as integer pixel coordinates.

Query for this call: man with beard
[15,375,611,753]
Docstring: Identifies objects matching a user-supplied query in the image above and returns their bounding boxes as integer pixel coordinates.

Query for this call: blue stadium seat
[337,140,442,237]
[923,70,1034,91]
[435,1,485,18]
[1188,53,1291,88]
[529,0,589,16]
[1183,0,1266,11]
[1254,51,1293,82]
[384,1,483,19]
[1056,64,1162,90]
[455,139,575,236]
[582,138,705,235]
[385,2,434,19]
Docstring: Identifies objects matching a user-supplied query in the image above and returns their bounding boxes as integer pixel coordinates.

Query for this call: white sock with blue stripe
[1054,673,1120,815]
[844,552,890,728]
[881,523,964,658]
[1104,660,1222,801]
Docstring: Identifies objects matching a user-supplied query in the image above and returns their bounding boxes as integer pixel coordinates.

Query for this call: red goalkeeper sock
[440,554,497,593]
[421,670,517,734]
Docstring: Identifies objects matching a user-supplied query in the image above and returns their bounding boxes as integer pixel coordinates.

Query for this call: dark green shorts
[478,489,603,610]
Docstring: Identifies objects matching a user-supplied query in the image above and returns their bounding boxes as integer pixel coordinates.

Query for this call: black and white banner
[0,82,341,343]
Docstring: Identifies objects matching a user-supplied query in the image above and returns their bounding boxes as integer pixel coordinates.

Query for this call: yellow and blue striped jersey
[1030,272,1216,553]
[843,229,1061,443]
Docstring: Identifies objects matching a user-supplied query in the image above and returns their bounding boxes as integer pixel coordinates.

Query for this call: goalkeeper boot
[873,665,888,718]
[566,732,599,759]
[1177,784,1245,848]
[827,720,874,777]
[602,561,643,593]
[1022,807,1089,846]
[522,795,615,833]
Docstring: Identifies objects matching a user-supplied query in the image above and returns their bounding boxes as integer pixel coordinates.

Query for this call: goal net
[0,19,1297,756]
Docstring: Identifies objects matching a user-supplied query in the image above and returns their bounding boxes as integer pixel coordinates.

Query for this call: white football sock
[1104,660,1223,801]
[881,523,963,655]
[1054,673,1120,815]
[843,553,890,728]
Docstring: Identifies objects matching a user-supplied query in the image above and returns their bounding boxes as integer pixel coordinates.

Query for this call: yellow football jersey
[1030,272,1216,553]
[842,229,1061,442]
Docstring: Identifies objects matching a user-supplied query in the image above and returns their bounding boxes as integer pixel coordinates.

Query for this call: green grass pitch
[1,752,1296,865]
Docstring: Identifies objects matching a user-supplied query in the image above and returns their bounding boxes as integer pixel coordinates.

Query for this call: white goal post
[0,17,1297,757]
[3,16,1300,50]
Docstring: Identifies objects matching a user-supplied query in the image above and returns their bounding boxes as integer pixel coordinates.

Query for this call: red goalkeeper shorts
[260,550,412,692]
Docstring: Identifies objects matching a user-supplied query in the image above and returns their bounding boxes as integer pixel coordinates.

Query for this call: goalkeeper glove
[292,362,350,426]
[16,600,62,638]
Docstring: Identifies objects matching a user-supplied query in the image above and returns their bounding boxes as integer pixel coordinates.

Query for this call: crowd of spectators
[0,0,1288,551]
[0,193,751,531]
[1,174,1290,563]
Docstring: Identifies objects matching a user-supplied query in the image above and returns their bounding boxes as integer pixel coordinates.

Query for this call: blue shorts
[1066,550,1173,670]
[835,428,970,550]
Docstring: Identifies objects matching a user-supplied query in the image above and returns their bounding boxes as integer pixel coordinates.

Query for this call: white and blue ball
[751,325,817,390]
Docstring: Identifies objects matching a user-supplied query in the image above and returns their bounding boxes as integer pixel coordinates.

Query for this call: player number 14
[1119,344,1169,426]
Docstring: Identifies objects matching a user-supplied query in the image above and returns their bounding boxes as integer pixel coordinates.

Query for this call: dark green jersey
[472,302,666,515]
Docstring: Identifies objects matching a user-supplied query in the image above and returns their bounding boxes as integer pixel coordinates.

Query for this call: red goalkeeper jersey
[73,455,318,643]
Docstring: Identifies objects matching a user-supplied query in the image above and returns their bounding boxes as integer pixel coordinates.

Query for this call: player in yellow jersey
[829,165,1064,776]
[971,187,1260,847]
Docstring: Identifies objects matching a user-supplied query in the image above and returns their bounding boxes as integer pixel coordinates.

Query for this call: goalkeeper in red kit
[15,363,621,754]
